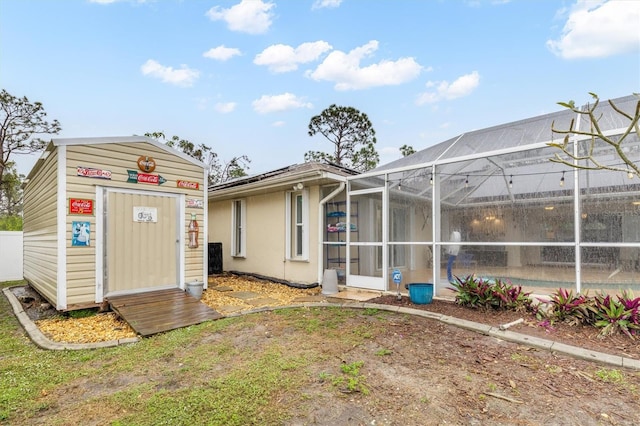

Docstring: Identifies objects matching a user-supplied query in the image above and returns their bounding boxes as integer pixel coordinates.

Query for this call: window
[231,199,246,257]
[286,190,309,260]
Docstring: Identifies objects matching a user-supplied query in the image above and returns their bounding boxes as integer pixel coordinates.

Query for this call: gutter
[209,168,355,199]
[317,182,346,285]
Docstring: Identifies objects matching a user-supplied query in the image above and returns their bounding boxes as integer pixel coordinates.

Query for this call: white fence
[0,231,23,282]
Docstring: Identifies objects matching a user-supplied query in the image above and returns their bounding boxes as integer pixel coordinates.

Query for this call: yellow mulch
[35,275,321,344]
[36,312,137,344]
[202,274,321,311]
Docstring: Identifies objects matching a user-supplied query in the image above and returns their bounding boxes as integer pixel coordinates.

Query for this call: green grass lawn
[0,280,383,425]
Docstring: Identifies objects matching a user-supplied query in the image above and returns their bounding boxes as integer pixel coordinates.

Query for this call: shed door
[105,190,179,295]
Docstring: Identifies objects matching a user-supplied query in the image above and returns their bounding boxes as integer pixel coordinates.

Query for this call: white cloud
[547,0,640,59]
[307,40,422,90]
[254,41,332,72]
[140,59,199,87]
[312,0,343,10]
[272,121,286,127]
[252,93,313,114]
[206,0,275,35]
[203,45,242,61]
[416,71,480,105]
[215,102,237,113]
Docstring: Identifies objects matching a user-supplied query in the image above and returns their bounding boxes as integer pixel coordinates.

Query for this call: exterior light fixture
[293,182,304,191]
[509,175,513,189]
[465,175,469,187]
[560,171,565,187]
[429,173,433,185]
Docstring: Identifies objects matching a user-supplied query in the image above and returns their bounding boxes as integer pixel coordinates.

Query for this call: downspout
[318,182,346,284]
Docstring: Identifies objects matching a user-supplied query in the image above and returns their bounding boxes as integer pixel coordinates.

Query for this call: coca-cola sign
[177,180,199,190]
[77,166,112,180]
[137,155,156,173]
[127,170,166,185]
[69,198,94,215]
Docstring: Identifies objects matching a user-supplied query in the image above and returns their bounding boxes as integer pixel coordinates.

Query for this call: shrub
[593,291,640,338]
[450,275,499,309]
[450,277,639,339]
[542,288,595,326]
[450,275,531,311]
[493,280,532,312]
[617,290,640,329]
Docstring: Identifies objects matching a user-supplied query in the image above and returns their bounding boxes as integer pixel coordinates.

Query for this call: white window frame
[286,189,309,261]
[231,199,246,257]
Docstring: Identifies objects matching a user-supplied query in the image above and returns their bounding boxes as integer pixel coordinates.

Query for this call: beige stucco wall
[208,185,321,285]
[23,149,59,306]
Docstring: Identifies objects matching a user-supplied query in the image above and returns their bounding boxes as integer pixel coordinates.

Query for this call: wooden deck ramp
[109,288,223,336]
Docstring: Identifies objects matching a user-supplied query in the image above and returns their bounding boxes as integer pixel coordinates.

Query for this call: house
[22,136,208,310]
[207,162,358,288]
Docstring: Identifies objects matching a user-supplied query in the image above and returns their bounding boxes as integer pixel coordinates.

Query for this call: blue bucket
[408,283,433,304]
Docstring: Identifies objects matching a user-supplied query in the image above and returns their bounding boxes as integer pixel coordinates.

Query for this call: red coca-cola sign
[127,170,166,185]
[69,198,94,214]
[177,180,199,190]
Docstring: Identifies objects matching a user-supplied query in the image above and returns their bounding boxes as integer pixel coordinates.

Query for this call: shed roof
[26,136,205,181]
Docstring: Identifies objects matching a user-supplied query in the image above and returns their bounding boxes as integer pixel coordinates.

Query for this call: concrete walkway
[3,286,640,371]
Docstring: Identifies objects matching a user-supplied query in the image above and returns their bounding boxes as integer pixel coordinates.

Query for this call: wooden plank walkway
[108,288,223,336]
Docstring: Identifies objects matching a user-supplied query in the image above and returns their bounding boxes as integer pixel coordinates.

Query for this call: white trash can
[322,269,339,295]
[186,280,204,300]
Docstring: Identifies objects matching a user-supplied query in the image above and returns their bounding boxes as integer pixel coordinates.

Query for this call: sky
[1,0,639,177]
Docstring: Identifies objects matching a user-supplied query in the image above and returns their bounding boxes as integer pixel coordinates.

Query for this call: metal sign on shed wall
[177,180,199,190]
[69,198,94,215]
[137,155,156,173]
[77,166,112,180]
[133,206,158,223]
[127,170,166,185]
[186,198,204,209]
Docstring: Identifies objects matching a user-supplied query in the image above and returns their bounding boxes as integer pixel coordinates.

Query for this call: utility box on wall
[208,242,223,275]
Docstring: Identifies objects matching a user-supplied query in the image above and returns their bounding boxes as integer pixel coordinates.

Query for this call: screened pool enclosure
[331,95,639,296]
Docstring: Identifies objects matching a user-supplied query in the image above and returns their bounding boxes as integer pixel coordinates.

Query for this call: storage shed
[22,136,208,311]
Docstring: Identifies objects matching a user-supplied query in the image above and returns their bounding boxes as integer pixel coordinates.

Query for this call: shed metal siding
[65,142,205,305]
[23,149,59,305]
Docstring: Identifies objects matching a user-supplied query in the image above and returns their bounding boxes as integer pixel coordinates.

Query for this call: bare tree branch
[549,93,640,177]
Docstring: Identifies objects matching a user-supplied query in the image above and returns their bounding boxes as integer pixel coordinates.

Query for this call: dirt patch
[368,295,640,362]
